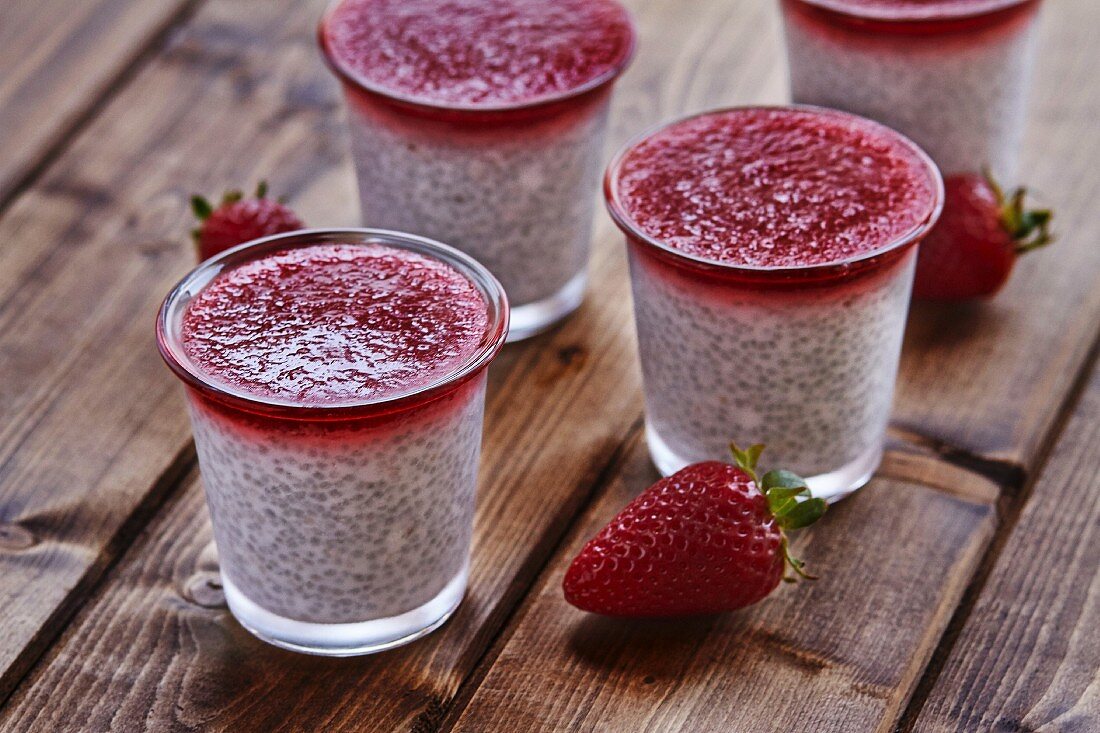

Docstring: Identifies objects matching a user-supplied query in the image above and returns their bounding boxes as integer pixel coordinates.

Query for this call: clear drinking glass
[319,3,636,341]
[157,229,508,655]
[780,0,1044,182]
[605,108,944,502]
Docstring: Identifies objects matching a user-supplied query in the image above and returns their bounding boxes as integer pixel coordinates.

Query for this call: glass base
[506,271,587,342]
[222,565,468,657]
[645,421,881,504]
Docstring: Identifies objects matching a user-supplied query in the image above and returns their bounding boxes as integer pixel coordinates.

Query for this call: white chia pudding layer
[187,379,485,624]
[345,100,610,309]
[783,7,1040,181]
[630,250,916,477]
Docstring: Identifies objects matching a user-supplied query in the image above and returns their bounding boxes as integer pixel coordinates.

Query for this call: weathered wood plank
[0,0,787,726]
[909,367,1100,732]
[0,0,354,702]
[0,0,197,205]
[893,0,1100,466]
[438,5,1100,725]
[445,438,998,733]
[1,0,1097,730]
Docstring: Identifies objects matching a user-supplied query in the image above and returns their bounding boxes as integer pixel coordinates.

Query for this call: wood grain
[0,0,197,205]
[909,367,1100,732]
[0,0,353,702]
[0,0,1097,729]
[445,437,998,733]
[892,0,1100,467]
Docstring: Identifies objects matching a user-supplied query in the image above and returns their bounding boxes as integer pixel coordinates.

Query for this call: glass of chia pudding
[780,0,1044,183]
[319,0,636,341]
[157,229,508,655]
[605,107,944,502]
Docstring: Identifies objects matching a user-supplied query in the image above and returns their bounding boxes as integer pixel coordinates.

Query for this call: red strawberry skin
[563,462,785,617]
[913,174,1017,301]
[197,198,304,261]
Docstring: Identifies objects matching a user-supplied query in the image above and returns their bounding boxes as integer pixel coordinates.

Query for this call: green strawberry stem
[190,195,213,222]
[730,442,827,583]
[985,169,1054,255]
[189,195,213,247]
[781,539,814,582]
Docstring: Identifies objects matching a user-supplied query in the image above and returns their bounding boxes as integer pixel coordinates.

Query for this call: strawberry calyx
[985,170,1054,255]
[190,181,270,243]
[730,442,827,583]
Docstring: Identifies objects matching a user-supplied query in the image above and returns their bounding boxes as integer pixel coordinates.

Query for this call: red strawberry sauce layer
[181,243,489,406]
[320,0,635,109]
[610,107,940,270]
[786,0,1040,36]
[795,0,1035,20]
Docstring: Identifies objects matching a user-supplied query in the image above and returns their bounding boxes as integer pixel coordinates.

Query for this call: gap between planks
[0,441,196,706]
[434,430,1020,733]
[894,336,1100,733]
[437,429,1001,731]
[0,409,1019,728]
[0,0,207,217]
[0,0,359,706]
[436,423,647,733]
[434,332,1100,732]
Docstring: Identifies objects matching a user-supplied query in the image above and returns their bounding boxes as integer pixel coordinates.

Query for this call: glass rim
[786,0,1039,24]
[317,0,637,116]
[156,228,509,420]
[603,104,945,278]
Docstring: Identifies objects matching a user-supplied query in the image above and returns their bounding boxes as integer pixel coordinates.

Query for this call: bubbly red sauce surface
[181,244,489,405]
[793,0,1032,21]
[322,0,634,108]
[612,108,939,268]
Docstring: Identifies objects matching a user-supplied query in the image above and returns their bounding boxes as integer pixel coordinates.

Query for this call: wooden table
[0,0,1097,730]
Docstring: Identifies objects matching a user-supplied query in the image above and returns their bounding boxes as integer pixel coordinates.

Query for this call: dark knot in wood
[182,571,226,609]
[0,523,36,551]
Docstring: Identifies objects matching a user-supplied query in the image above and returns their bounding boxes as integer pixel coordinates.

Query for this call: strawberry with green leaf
[563,444,826,617]
[191,181,304,261]
[914,172,1053,301]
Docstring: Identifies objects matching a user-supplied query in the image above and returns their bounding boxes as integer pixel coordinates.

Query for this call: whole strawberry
[191,181,304,261]
[563,444,826,617]
[914,173,1053,301]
